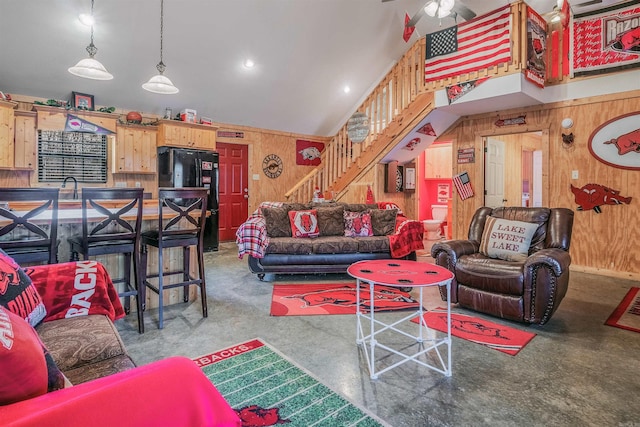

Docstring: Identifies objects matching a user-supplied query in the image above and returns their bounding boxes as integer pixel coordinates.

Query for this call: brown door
[217,142,249,242]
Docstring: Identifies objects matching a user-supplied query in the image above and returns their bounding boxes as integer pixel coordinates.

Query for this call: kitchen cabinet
[424,143,452,179]
[14,111,37,169]
[113,124,158,173]
[0,100,17,168]
[157,120,218,150]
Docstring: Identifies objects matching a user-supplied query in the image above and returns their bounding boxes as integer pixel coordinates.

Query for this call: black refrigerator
[157,146,219,251]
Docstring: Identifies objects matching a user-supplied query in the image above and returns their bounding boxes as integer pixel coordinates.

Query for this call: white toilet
[423,204,448,240]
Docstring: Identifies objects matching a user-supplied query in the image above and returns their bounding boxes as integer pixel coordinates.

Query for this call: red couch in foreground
[1,356,241,427]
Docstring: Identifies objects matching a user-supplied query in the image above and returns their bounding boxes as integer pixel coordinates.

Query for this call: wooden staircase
[284,1,537,204]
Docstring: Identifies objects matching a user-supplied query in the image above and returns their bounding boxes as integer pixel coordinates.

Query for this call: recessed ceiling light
[343,86,351,94]
[244,59,255,68]
[78,13,95,26]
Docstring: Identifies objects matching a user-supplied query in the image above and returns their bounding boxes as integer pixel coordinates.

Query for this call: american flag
[453,172,474,200]
[425,5,512,83]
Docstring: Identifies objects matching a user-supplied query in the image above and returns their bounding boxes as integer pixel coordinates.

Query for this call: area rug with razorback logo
[411,308,536,356]
[605,287,640,333]
[194,338,389,427]
[270,282,420,316]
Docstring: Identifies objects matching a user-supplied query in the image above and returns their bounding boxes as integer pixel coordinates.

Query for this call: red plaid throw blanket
[236,202,283,259]
[25,260,125,322]
[388,216,425,258]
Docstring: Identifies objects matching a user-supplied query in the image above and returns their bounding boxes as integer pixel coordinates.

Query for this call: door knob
[244,194,249,199]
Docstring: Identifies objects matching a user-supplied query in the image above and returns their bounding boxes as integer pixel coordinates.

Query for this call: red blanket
[388,216,425,258]
[25,261,125,322]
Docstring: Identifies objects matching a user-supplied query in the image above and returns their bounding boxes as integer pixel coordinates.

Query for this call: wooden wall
[444,89,640,279]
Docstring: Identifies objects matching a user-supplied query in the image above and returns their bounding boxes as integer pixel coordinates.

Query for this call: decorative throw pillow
[479,217,539,262]
[0,249,46,327]
[317,206,345,236]
[261,207,292,237]
[288,210,320,238]
[370,209,398,236]
[377,201,404,216]
[344,210,373,237]
[0,306,67,405]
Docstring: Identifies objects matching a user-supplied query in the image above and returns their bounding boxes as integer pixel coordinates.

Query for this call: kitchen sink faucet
[62,176,78,199]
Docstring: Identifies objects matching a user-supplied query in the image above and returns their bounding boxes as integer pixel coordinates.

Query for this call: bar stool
[139,187,208,329]
[0,188,59,265]
[68,187,145,333]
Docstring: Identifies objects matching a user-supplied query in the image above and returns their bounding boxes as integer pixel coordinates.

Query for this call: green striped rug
[194,338,388,427]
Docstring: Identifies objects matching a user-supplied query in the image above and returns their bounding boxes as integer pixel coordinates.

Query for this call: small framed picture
[71,91,94,111]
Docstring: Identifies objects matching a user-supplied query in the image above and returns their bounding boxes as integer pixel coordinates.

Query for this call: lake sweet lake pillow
[479,216,539,262]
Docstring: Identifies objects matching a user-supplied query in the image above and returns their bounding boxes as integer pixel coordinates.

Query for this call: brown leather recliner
[431,206,574,325]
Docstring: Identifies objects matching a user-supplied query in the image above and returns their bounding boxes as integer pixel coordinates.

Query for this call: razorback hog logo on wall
[588,112,640,170]
[570,183,632,214]
[604,12,640,53]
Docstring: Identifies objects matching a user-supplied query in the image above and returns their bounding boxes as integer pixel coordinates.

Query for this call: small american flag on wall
[425,4,512,83]
[453,172,474,200]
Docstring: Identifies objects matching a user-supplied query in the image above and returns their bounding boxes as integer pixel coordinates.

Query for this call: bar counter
[5,199,203,312]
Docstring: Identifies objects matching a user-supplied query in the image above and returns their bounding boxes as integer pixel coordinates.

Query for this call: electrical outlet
[115,181,126,188]
[135,182,141,187]
[571,170,579,180]
[252,174,260,181]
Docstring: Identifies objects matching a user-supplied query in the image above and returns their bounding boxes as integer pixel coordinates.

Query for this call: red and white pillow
[288,209,320,238]
[0,306,68,405]
[344,210,373,237]
[0,249,46,327]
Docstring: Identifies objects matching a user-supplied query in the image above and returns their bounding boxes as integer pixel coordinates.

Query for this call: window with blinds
[38,130,107,183]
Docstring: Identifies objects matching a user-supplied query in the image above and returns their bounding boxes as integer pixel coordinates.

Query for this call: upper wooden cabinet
[0,100,17,168]
[113,124,158,174]
[157,120,218,150]
[425,143,452,179]
[14,111,37,169]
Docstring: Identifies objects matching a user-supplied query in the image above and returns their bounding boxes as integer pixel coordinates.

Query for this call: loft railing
[285,1,529,203]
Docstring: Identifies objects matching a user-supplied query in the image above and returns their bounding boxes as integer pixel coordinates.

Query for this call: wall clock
[262,154,283,178]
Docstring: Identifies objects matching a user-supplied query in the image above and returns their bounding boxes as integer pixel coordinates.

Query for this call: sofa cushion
[289,209,320,238]
[266,237,315,255]
[36,315,130,375]
[261,207,292,237]
[456,253,525,296]
[356,236,390,253]
[0,306,66,405]
[0,249,46,327]
[343,203,378,212]
[63,354,136,385]
[313,236,359,254]
[317,206,345,236]
[344,210,373,237]
[479,217,539,262]
[370,209,398,236]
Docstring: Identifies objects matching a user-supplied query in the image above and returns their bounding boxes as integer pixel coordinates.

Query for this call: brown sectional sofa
[244,202,421,280]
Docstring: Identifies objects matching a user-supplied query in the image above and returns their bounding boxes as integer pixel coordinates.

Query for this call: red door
[217,142,249,242]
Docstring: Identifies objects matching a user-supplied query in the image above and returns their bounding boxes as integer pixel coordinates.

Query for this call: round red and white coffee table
[347,259,454,379]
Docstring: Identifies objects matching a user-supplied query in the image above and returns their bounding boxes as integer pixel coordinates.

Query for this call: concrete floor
[116,242,640,427]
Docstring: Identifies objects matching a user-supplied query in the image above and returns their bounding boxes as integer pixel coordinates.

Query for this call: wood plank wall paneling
[447,91,640,279]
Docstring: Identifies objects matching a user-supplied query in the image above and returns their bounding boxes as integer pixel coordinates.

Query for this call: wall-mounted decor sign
[572,2,640,77]
[217,131,244,139]
[262,154,283,178]
[404,164,416,191]
[403,137,421,151]
[437,183,450,203]
[457,147,475,164]
[446,77,489,104]
[296,140,325,166]
[64,114,113,134]
[417,123,436,136]
[495,115,526,127]
[570,183,632,213]
[588,112,640,170]
[524,6,547,88]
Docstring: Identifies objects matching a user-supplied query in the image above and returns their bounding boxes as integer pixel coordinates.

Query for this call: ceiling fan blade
[574,0,603,7]
[406,7,426,27]
[453,3,476,21]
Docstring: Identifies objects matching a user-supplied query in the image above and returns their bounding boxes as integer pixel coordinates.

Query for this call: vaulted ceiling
[0,1,604,138]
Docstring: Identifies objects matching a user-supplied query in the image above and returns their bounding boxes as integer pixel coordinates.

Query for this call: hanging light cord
[86,0,98,58]
[157,0,166,74]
